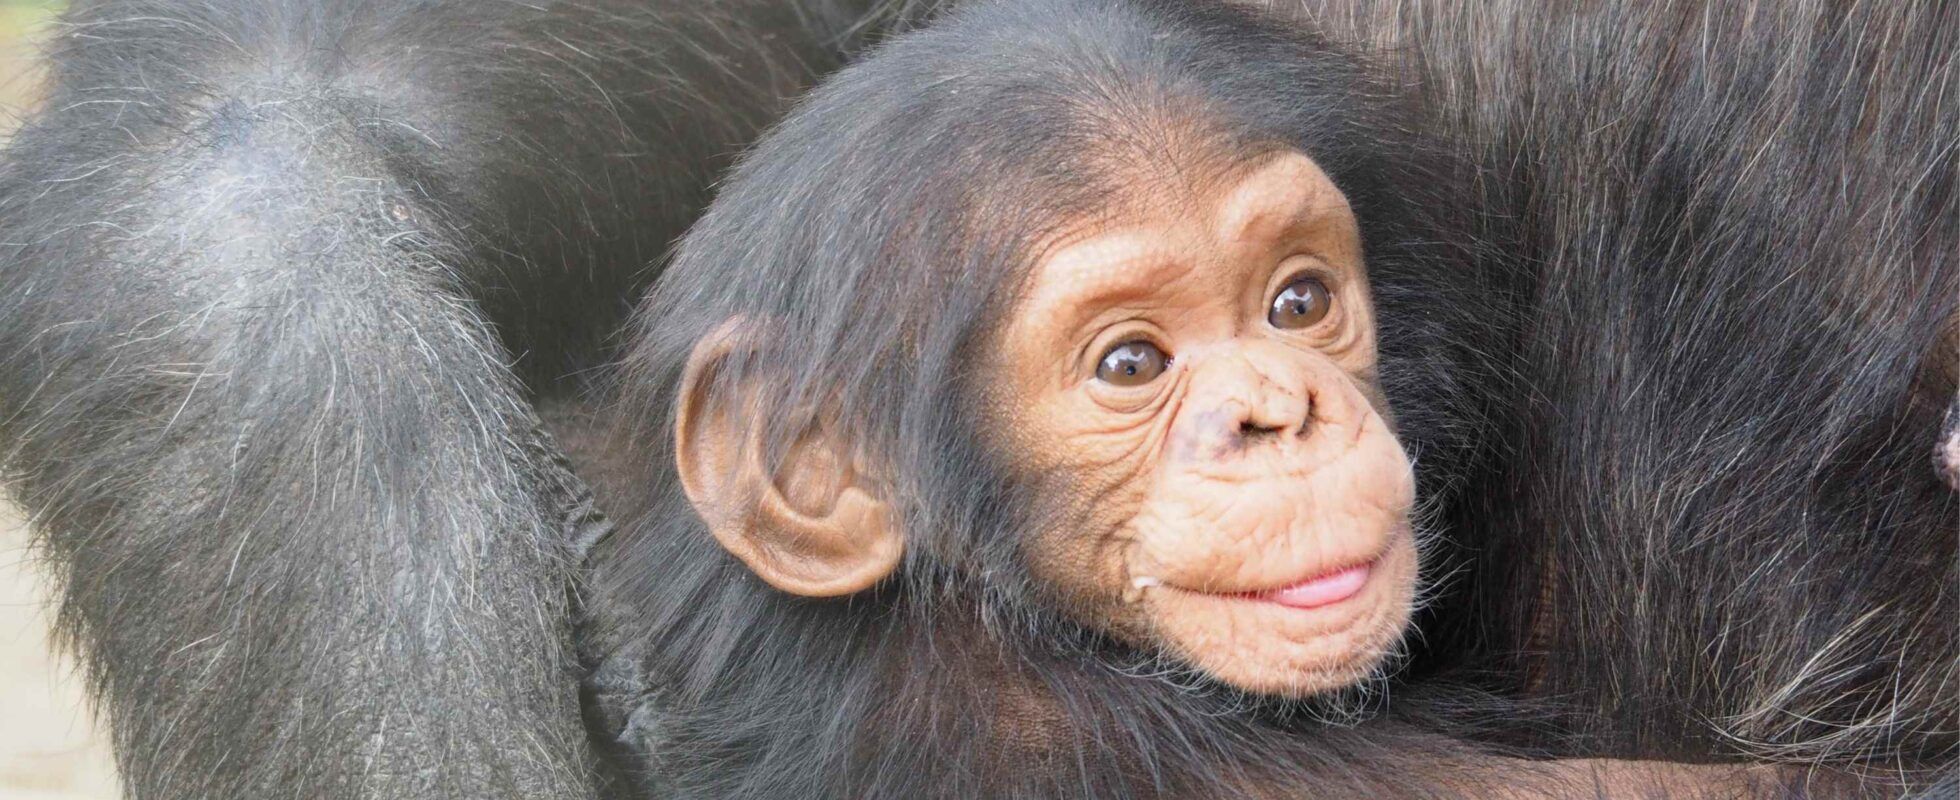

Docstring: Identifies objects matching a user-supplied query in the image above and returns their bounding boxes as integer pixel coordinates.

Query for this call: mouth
[1244,561,1374,609]
[1134,554,1385,611]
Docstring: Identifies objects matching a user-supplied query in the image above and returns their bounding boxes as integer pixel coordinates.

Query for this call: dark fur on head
[586,0,1957,795]
[584,1,1536,797]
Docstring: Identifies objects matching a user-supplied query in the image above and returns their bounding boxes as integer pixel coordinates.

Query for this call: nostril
[1238,420,1285,440]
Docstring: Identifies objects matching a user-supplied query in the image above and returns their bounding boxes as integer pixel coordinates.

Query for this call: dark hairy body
[0,0,880,795]
[1298,0,1959,764]
[0,1,1950,800]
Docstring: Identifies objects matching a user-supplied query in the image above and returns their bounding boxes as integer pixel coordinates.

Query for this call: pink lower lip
[1254,562,1373,609]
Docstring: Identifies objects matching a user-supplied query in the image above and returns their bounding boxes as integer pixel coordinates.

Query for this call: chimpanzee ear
[673,321,902,597]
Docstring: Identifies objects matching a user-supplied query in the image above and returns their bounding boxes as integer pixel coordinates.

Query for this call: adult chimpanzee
[0,2,1951,800]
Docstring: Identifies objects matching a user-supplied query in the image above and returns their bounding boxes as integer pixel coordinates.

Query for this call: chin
[1151,535,1419,698]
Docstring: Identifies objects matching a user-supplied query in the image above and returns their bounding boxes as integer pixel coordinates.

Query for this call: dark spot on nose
[1238,420,1284,442]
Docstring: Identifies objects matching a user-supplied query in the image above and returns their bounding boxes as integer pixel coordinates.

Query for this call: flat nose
[1174,347,1341,459]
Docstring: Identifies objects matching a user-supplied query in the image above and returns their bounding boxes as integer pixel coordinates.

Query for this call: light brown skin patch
[674,321,902,598]
[993,151,1419,697]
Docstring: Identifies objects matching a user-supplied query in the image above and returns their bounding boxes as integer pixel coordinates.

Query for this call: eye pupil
[1096,340,1168,386]
[1269,276,1332,329]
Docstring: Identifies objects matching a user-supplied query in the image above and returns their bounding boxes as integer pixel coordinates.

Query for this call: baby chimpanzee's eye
[1269,276,1332,329]
[1096,340,1169,386]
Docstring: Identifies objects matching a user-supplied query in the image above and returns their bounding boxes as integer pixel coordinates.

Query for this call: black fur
[0,0,868,797]
[1292,0,1960,770]
[584,0,1524,796]
[1,0,1950,798]
[580,0,1952,797]
[580,0,1956,797]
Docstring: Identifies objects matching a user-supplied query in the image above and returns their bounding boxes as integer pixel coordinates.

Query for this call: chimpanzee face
[992,151,1418,696]
[675,149,1417,698]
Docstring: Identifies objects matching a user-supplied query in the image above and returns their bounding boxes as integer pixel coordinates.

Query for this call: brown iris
[1269,276,1331,329]
[1096,341,1168,385]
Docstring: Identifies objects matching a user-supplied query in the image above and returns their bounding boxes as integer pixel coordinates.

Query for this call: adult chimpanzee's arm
[0,1,862,797]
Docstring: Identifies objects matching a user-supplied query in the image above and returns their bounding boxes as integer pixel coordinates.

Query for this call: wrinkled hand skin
[996,152,1419,697]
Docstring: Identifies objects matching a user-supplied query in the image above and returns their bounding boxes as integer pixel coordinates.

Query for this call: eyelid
[1268,257,1342,299]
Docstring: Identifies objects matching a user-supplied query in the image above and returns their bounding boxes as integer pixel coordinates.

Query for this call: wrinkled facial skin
[996,152,1418,697]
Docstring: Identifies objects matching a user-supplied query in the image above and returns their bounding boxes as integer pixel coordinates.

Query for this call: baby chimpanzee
[576,0,1911,797]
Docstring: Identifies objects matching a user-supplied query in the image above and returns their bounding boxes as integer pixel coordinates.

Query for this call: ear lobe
[674,321,903,597]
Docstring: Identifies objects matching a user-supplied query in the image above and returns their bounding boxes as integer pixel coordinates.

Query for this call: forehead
[1016,151,1360,314]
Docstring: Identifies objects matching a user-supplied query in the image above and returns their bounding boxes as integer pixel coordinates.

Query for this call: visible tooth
[1122,575,1161,604]
[1132,576,1162,590]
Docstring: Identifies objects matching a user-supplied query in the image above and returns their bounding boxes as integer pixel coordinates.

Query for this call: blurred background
[1,3,120,798]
